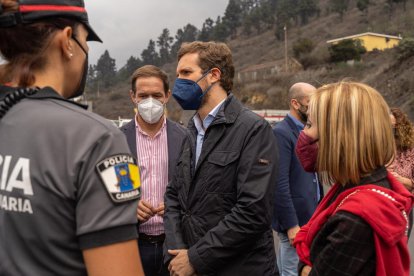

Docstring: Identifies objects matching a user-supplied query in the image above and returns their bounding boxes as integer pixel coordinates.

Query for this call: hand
[155,202,165,217]
[287,225,300,245]
[390,172,414,191]
[168,249,195,276]
[137,199,155,223]
[301,265,311,276]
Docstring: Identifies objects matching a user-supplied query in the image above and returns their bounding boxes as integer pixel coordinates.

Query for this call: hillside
[91,0,414,121]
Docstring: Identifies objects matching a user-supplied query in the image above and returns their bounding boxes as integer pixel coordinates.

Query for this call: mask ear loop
[195,69,212,84]
[196,68,222,96]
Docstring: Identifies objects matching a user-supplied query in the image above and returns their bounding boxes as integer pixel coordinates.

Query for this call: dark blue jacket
[272,115,321,233]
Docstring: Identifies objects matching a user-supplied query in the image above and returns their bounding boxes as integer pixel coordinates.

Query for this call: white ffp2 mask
[137,97,164,124]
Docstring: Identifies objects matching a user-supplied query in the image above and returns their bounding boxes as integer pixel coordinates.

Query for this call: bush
[328,39,367,63]
[293,38,315,58]
[397,38,414,61]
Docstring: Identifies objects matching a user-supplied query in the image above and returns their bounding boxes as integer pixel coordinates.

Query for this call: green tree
[95,50,117,89]
[211,16,229,41]
[357,0,370,16]
[86,64,97,91]
[198,18,215,41]
[170,24,199,59]
[274,0,296,40]
[249,7,263,34]
[329,0,350,20]
[397,38,414,61]
[117,56,143,81]
[157,28,173,65]
[293,38,317,69]
[298,0,318,25]
[385,0,407,16]
[223,0,243,38]
[141,39,160,66]
[240,0,260,13]
[293,38,315,58]
[242,14,254,35]
[329,39,367,62]
[260,1,276,28]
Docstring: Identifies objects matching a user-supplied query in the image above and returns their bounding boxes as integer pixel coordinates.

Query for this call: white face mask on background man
[137,97,165,124]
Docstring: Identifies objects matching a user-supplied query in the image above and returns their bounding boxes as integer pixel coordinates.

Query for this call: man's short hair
[130,65,169,94]
[178,41,235,92]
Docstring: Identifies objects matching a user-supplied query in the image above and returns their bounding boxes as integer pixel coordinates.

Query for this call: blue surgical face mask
[172,70,214,110]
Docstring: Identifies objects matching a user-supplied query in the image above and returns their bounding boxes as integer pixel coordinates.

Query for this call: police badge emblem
[96,154,141,203]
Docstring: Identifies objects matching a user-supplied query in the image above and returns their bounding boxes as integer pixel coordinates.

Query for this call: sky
[86,0,229,68]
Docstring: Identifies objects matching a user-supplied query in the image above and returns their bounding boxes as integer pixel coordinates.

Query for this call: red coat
[294,172,414,276]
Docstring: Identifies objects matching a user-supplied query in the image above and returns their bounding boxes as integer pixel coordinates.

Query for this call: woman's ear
[60,26,74,60]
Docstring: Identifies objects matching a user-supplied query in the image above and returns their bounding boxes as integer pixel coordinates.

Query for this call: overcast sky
[86,1,229,68]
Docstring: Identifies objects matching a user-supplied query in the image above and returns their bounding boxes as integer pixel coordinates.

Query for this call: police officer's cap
[0,0,102,42]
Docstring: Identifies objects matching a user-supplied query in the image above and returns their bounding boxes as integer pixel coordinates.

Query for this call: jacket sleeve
[187,119,278,274]
[273,126,299,231]
[163,137,189,264]
[309,211,375,276]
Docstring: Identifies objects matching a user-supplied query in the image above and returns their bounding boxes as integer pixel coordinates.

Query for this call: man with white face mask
[120,65,186,276]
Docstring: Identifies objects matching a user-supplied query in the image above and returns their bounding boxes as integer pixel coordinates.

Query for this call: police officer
[0,1,144,275]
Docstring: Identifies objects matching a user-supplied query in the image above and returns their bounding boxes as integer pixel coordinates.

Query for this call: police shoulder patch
[96,154,141,203]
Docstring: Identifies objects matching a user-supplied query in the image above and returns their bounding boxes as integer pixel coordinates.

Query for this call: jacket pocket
[205,151,240,193]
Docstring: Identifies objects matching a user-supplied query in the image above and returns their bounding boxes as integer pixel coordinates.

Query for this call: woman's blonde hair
[309,81,395,185]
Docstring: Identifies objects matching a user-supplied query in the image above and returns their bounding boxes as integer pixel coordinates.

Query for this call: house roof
[326,32,402,44]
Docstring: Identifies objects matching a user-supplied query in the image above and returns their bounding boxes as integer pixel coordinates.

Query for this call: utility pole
[284,24,288,72]
[97,80,100,98]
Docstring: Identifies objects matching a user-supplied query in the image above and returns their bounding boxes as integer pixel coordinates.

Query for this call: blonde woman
[293,82,413,276]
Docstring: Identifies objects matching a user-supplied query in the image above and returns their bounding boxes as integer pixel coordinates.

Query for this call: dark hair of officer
[177,41,235,92]
[130,65,169,94]
[0,1,79,87]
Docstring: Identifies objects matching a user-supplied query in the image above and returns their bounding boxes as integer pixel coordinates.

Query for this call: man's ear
[129,90,136,104]
[291,99,299,110]
[164,89,171,104]
[210,68,222,83]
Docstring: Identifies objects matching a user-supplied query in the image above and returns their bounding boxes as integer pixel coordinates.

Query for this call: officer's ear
[59,26,74,60]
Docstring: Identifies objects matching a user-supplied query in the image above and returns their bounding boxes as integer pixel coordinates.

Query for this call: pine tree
[223,0,243,38]
[357,0,370,16]
[198,18,215,42]
[298,0,318,25]
[141,40,160,66]
[117,56,143,81]
[95,50,117,89]
[329,0,350,21]
[211,16,229,41]
[157,28,174,65]
[170,24,199,59]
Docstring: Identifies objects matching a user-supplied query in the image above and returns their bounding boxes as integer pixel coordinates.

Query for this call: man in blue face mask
[165,41,279,276]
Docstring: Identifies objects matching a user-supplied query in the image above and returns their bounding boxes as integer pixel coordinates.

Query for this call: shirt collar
[193,99,226,134]
[288,113,305,131]
[135,115,166,138]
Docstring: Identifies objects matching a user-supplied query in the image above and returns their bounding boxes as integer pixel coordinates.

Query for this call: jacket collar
[187,93,241,131]
[284,114,301,137]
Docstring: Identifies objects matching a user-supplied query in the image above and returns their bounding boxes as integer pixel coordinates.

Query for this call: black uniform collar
[0,85,88,110]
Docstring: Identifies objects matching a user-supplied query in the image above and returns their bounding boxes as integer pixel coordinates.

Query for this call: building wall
[358,35,400,51]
